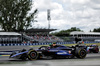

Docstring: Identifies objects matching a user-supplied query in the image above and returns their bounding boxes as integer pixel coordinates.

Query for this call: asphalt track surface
[0,46,100,66]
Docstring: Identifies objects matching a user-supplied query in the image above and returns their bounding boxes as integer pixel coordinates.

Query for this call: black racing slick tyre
[28,50,38,60]
[39,46,48,50]
[75,48,87,59]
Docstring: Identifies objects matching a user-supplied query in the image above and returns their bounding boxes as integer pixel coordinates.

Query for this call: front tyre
[75,48,87,59]
[28,50,38,60]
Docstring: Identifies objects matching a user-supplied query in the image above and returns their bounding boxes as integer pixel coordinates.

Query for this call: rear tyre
[39,46,48,50]
[28,50,38,60]
[75,48,87,59]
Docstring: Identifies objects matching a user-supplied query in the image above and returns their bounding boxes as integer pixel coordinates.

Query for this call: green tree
[51,27,82,36]
[0,0,38,32]
[93,27,100,32]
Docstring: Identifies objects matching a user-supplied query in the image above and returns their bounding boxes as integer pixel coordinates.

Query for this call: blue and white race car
[9,45,87,60]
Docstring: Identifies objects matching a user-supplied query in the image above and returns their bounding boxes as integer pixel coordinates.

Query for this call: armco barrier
[0,41,99,46]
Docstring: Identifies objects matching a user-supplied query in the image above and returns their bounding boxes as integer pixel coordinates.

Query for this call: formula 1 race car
[87,44,99,53]
[9,45,87,60]
[72,43,99,53]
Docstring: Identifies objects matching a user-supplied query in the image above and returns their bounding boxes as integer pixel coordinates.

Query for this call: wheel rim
[79,49,86,58]
[28,50,38,60]
[80,50,86,56]
[30,52,36,58]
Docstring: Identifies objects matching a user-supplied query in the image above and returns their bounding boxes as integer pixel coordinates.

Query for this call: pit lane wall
[0,41,100,46]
